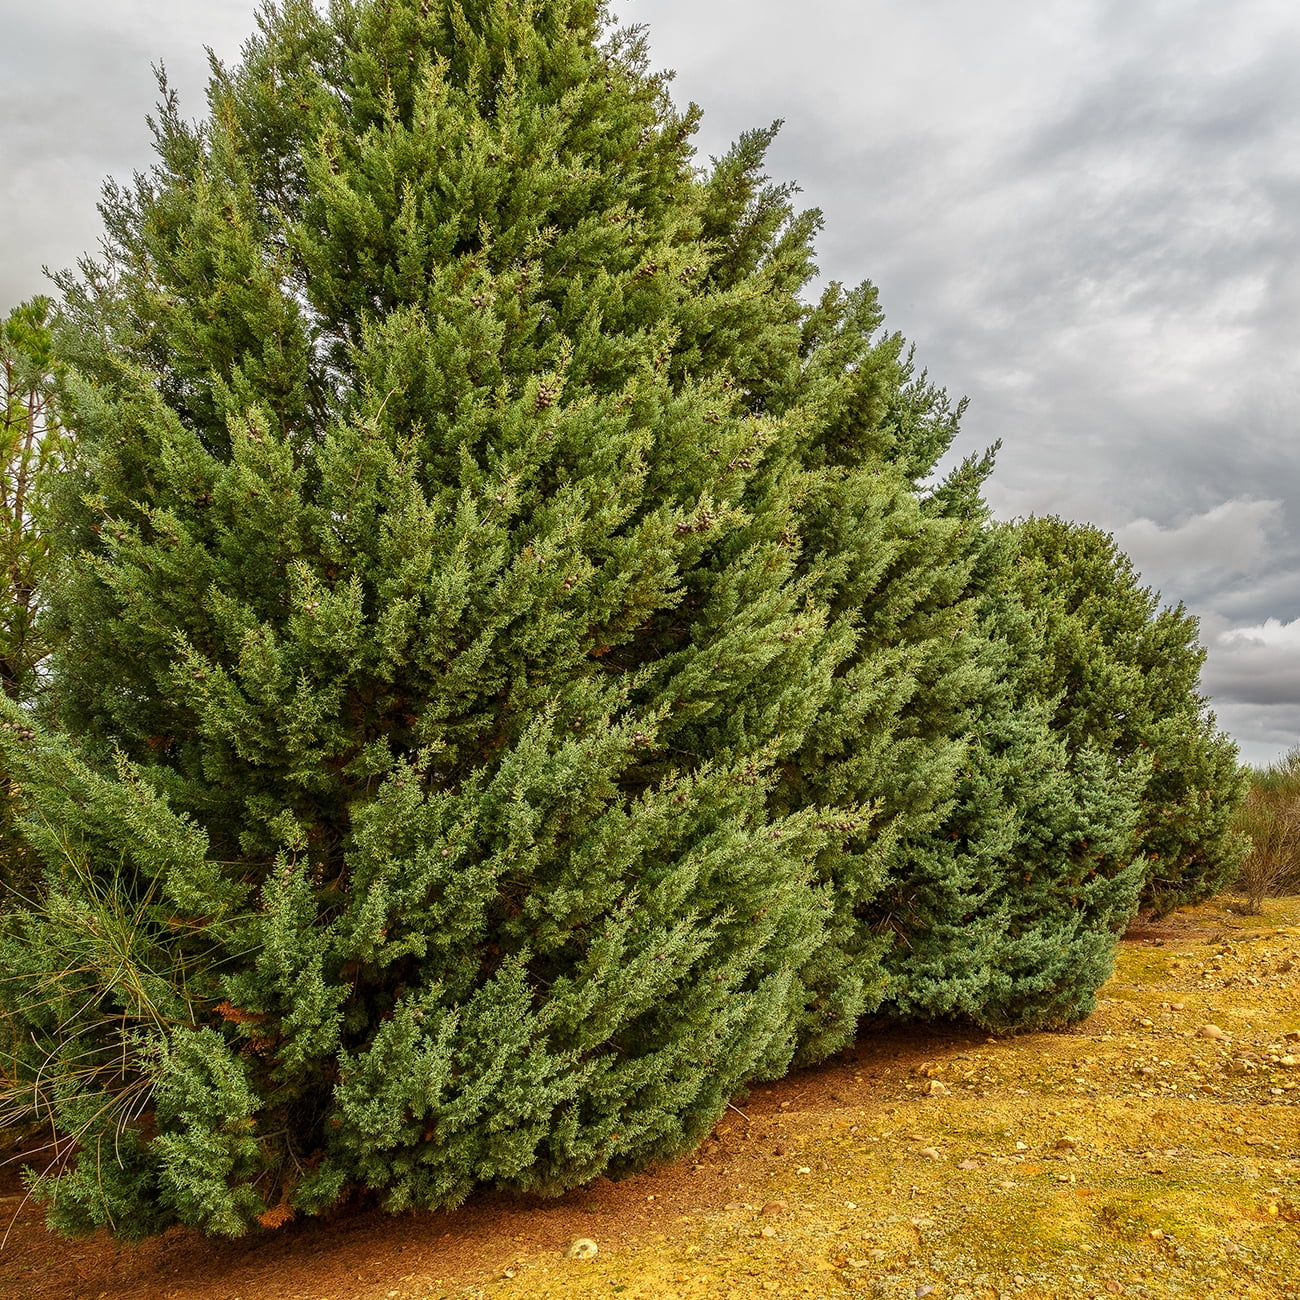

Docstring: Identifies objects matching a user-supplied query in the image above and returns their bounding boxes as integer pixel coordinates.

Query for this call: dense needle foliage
[0,297,66,891]
[1008,517,1248,919]
[0,0,1246,1239]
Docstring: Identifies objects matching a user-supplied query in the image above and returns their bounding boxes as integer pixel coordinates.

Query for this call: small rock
[957,1159,980,1170]
[796,1165,812,1175]
[925,1080,950,1096]
[759,1225,777,1238]
[761,1200,788,1216]
[1197,1024,1227,1040]
[998,1180,1016,1190]
[565,1238,598,1260]
[1015,1141,1028,1151]
[1280,1055,1298,1067]
[919,1146,941,1161]
[1170,1002,1186,1011]
[1149,1228,1164,1240]
[1054,1138,1079,1151]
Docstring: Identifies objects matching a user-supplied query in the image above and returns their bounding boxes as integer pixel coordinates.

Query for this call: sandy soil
[1,893,1297,1300]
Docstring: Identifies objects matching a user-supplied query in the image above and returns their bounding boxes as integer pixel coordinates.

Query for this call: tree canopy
[0,0,1246,1239]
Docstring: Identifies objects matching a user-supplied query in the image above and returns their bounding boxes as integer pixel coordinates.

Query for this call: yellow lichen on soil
[437,895,1300,1300]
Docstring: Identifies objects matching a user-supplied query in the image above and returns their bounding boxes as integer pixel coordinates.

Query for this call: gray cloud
[1204,617,1300,763]
[615,0,1300,763]
[1210,703,1300,767]
[1205,617,1300,701]
[0,1,258,308]
[1116,500,1284,600]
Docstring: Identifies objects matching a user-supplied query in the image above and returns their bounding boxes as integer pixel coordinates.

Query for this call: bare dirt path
[1,894,1297,1300]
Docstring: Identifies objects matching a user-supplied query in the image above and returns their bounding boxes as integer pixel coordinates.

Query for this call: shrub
[1235,750,1300,911]
[0,0,920,1236]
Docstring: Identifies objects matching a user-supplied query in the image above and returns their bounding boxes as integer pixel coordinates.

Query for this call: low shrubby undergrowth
[1236,749,1300,911]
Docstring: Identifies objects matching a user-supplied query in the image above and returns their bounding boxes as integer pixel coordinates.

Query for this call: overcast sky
[2,1,1297,764]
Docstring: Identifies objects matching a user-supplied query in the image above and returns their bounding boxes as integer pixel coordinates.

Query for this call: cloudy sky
[2,1,1297,763]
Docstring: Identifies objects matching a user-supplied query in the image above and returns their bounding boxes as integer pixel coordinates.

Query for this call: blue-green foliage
[1008,517,1247,920]
[0,0,1245,1241]
[0,0,844,1237]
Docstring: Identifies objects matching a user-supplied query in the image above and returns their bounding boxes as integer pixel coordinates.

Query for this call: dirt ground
[1,893,1297,1300]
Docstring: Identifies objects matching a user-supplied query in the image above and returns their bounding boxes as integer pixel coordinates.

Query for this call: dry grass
[1237,751,1300,912]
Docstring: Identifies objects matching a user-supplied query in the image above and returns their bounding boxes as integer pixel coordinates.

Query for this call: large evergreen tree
[1008,516,1247,917]
[0,0,1247,1242]
[1,0,854,1237]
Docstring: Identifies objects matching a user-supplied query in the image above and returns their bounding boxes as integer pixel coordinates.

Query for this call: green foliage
[785,485,1155,1037]
[0,0,1248,1241]
[0,295,64,703]
[2,0,851,1238]
[1,296,67,892]
[1008,516,1248,918]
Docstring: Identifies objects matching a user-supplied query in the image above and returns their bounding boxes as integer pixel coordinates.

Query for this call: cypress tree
[711,270,1175,1034]
[779,413,1152,1038]
[1008,516,1248,918]
[0,0,1244,1241]
[877,513,1153,1033]
[1,0,851,1236]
